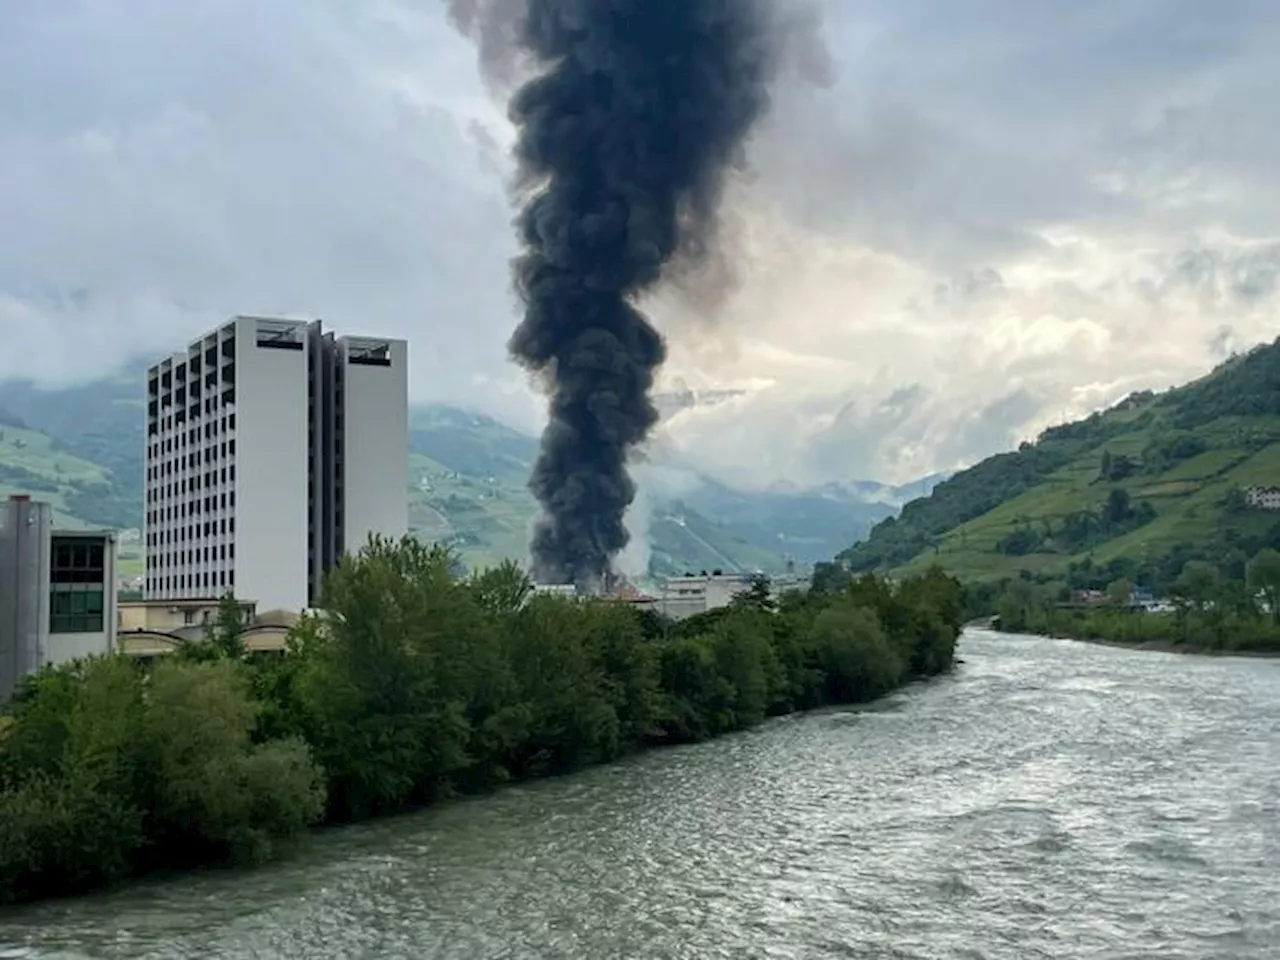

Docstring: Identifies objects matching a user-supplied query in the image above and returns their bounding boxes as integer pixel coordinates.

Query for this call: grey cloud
[0,1,522,407]
[4,0,1280,488]
[749,0,1280,270]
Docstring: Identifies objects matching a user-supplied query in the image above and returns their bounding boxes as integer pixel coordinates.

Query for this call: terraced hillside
[839,339,1280,590]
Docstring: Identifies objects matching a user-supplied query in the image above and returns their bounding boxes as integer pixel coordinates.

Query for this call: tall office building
[145,316,408,612]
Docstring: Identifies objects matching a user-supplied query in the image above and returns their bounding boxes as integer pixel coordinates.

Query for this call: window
[49,587,104,634]
[50,538,104,585]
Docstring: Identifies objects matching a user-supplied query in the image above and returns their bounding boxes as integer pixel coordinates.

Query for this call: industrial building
[0,496,118,703]
[650,572,761,619]
[646,572,808,620]
[145,316,408,613]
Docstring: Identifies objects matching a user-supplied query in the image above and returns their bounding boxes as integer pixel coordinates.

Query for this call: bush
[0,537,965,905]
[0,657,325,904]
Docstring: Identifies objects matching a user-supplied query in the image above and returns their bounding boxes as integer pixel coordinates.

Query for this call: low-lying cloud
[2,0,1278,487]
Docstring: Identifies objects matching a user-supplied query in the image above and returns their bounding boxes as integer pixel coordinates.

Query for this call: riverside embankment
[4,628,1278,959]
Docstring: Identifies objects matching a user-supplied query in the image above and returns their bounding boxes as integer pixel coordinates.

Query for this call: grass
[0,425,112,528]
[895,416,1280,583]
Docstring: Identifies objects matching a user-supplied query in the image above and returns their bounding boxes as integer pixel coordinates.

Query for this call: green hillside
[839,339,1280,591]
[0,367,895,581]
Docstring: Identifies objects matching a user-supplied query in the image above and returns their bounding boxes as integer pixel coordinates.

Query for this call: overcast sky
[2,0,1278,488]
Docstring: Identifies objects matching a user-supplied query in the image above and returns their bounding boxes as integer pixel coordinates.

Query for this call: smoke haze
[504,0,784,587]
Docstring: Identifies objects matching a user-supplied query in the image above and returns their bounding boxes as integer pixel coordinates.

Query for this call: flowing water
[3,629,1280,959]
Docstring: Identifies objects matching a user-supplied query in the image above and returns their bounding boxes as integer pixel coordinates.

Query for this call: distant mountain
[0,367,927,581]
[677,475,946,565]
[838,339,1280,590]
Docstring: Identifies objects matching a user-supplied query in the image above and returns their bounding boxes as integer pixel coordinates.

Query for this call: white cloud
[1,0,1279,485]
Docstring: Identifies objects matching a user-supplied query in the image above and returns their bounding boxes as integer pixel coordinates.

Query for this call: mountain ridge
[0,366,930,581]
[837,339,1280,591]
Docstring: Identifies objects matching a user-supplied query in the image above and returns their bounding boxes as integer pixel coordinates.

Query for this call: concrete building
[118,597,257,640]
[652,572,807,620]
[0,496,118,703]
[145,316,408,613]
[1244,486,1280,511]
[115,597,298,659]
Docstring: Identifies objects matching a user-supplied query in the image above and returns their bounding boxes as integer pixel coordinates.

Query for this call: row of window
[149,414,237,456]
[147,335,236,392]
[147,495,236,533]
[147,439,236,481]
[155,366,234,413]
[149,391,234,435]
[147,569,234,594]
[148,542,235,568]
[148,463,236,492]
[147,516,235,550]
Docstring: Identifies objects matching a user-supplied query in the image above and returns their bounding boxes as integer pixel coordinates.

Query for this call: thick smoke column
[508,0,778,587]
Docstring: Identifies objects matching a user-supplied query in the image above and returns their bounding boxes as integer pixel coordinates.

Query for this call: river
[3,629,1279,959]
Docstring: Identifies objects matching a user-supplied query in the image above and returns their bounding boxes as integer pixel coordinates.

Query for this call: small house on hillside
[1244,486,1280,511]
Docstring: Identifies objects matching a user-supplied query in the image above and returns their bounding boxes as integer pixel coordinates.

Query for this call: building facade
[1244,486,1280,511]
[145,316,408,612]
[0,496,118,703]
[652,572,807,620]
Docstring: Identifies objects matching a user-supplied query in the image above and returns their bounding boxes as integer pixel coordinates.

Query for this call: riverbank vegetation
[0,538,963,906]
[982,548,1280,653]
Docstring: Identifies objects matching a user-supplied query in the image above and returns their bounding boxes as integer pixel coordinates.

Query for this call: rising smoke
[501,0,786,588]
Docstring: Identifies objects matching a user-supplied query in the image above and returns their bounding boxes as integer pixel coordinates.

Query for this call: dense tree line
[995,489,1157,557]
[992,517,1280,599]
[0,538,963,905]
[983,548,1280,653]
[1161,338,1280,427]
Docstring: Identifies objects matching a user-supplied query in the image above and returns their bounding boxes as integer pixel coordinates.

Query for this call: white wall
[45,632,112,666]
[233,318,311,612]
[340,339,408,556]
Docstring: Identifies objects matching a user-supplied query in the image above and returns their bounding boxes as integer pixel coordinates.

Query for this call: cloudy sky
[2,0,1278,488]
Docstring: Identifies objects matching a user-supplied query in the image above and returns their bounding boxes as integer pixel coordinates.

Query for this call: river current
[3,630,1279,959]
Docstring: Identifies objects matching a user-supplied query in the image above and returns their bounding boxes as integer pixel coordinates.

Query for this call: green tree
[208,592,248,658]
[1105,488,1132,527]
[1173,561,1221,612]
[470,559,532,615]
[1247,548,1280,625]
[0,533,962,906]
[731,573,776,612]
[1107,578,1133,607]
[807,602,904,703]
[142,659,324,864]
[298,536,489,818]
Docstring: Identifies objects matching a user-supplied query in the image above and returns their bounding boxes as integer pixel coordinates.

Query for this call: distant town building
[145,316,408,613]
[0,495,118,703]
[530,584,578,601]
[114,597,299,659]
[1243,486,1280,511]
[652,571,807,620]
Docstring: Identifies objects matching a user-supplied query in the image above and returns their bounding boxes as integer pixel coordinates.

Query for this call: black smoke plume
[507,0,779,588]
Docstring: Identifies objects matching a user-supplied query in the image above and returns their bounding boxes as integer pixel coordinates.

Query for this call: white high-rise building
[144,316,408,612]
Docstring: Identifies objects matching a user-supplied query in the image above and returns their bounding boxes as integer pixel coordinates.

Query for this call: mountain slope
[0,368,908,579]
[839,339,1280,589]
